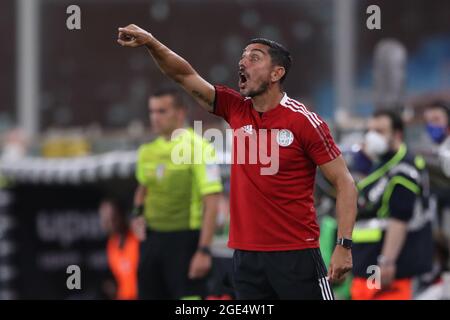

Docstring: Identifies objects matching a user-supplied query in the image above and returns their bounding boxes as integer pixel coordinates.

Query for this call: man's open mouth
[239,71,248,87]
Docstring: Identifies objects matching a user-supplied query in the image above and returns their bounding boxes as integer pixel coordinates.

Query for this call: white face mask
[364,131,389,159]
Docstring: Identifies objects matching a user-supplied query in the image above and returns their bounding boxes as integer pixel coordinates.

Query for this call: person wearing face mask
[423,101,450,179]
[351,110,433,300]
[422,101,450,279]
[424,101,450,145]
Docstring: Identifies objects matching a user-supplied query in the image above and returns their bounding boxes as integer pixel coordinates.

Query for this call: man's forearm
[381,218,408,262]
[145,38,197,84]
[335,176,357,239]
[134,185,147,207]
[118,24,215,110]
[198,194,220,248]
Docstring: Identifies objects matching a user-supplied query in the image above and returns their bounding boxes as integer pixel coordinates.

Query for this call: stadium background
[0,0,449,299]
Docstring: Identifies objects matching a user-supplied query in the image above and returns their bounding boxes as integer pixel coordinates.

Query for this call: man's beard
[246,80,270,98]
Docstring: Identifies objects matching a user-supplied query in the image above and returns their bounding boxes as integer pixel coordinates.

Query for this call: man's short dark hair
[373,109,404,133]
[102,197,127,220]
[426,100,450,123]
[150,87,187,110]
[248,38,292,83]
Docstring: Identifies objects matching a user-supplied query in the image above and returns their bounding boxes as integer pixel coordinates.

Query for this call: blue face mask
[426,124,447,144]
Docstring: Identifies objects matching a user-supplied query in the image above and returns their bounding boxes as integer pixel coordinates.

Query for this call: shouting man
[117,24,357,300]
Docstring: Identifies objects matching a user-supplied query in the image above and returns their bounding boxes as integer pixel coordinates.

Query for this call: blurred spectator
[99,198,139,300]
[41,129,91,158]
[424,101,449,143]
[424,101,450,178]
[351,110,433,300]
[1,128,28,162]
[131,88,223,300]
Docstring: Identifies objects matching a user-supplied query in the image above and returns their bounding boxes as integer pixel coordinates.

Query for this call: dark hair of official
[248,38,292,84]
[373,109,404,134]
[102,197,128,222]
[151,87,187,110]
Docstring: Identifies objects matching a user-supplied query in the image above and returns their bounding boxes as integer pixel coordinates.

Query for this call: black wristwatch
[336,238,353,249]
[197,246,212,256]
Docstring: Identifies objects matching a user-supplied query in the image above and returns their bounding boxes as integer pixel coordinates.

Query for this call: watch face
[343,239,352,248]
[337,238,352,248]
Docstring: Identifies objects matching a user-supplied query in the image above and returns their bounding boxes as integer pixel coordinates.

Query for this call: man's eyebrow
[251,48,266,55]
[242,48,266,55]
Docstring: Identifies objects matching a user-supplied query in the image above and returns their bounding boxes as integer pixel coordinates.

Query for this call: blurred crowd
[317,99,450,299]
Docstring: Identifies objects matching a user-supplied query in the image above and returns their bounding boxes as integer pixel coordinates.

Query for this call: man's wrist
[377,255,395,266]
[144,35,157,48]
[197,246,212,256]
[336,237,353,249]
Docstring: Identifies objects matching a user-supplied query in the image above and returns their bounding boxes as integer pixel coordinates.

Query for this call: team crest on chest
[156,164,165,180]
[276,129,294,147]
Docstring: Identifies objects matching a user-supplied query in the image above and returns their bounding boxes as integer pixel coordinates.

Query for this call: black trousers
[232,248,334,300]
[138,229,207,300]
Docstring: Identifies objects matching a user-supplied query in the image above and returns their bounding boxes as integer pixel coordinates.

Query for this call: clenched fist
[117,24,154,48]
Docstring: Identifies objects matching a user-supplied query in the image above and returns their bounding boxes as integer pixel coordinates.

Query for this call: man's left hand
[380,264,396,290]
[188,251,212,280]
[328,245,353,283]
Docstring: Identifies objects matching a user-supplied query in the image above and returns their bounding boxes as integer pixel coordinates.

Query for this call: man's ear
[271,66,286,83]
[393,130,403,145]
[177,108,187,122]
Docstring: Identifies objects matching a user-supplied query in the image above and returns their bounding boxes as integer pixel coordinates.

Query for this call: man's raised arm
[117,24,215,112]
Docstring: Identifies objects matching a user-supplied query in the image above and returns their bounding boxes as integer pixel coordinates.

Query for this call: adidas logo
[242,124,253,134]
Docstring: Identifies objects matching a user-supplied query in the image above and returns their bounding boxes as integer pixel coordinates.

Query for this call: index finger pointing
[118,27,135,35]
